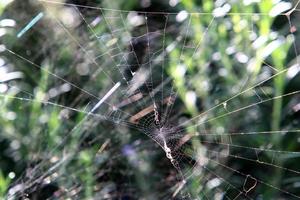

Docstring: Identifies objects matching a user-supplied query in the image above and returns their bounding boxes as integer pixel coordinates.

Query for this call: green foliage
[0,0,300,199]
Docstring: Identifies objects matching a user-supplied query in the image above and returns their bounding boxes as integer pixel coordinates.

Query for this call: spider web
[1,0,300,199]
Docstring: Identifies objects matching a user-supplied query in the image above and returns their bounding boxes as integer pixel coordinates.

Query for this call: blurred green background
[0,0,300,199]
